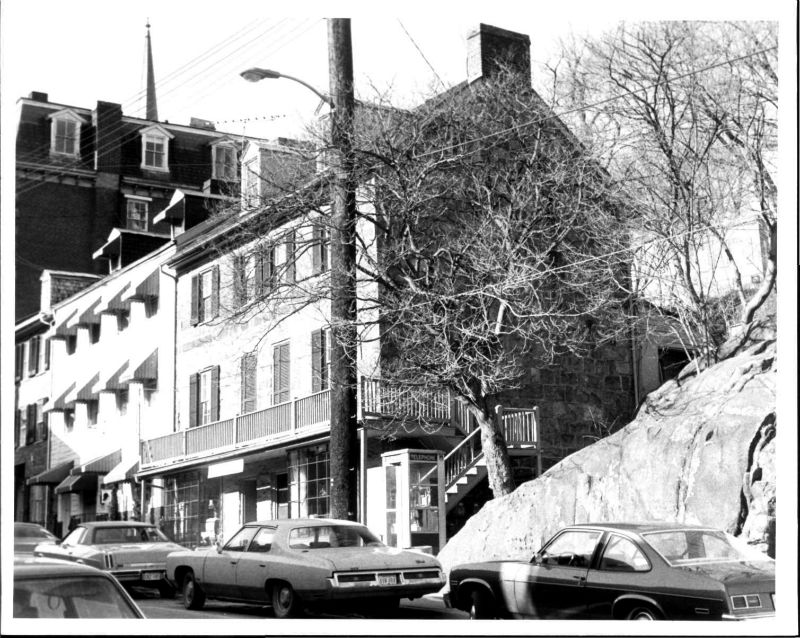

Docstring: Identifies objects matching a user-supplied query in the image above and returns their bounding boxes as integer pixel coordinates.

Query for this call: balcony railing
[140,389,330,468]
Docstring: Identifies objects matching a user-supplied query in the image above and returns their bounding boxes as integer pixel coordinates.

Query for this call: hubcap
[278,587,291,608]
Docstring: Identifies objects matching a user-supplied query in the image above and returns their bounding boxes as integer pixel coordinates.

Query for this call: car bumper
[721,612,776,621]
[110,568,168,586]
[443,592,453,608]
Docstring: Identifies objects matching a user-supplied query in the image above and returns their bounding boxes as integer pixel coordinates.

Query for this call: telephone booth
[366,449,445,554]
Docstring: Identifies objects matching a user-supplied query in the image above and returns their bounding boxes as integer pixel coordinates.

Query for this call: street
[131,588,468,621]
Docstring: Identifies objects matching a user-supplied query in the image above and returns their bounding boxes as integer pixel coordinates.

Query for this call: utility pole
[327,18,359,520]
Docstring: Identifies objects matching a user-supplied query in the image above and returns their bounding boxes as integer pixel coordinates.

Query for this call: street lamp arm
[240,67,333,106]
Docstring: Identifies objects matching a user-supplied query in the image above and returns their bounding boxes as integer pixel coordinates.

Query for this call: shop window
[288,444,330,518]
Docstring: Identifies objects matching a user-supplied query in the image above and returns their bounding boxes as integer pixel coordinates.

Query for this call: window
[538,529,602,568]
[189,367,219,427]
[311,329,330,392]
[15,343,25,380]
[283,231,296,283]
[288,444,330,518]
[139,125,173,171]
[223,526,258,552]
[190,266,219,325]
[599,535,650,572]
[126,198,149,231]
[26,405,36,445]
[243,157,260,207]
[232,254,249,308]
[15,409,21,447]
[272,342,290,404]
[254,244,276,296]
[213,144,237,181]
[250,527,275,553]
[241,352,257,413]
[312,223,329,275]
[35,401,48,442]
[28,336,41,376]
[49,111,83,157]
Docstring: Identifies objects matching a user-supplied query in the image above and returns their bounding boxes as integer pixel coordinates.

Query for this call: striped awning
[27,461,74,486]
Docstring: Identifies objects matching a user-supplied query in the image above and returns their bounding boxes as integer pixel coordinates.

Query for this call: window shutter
[312,225,322,275]
[190,275,199,325]
[28,337,39,376]
[285,231,296,283]
[210,365,220,422]
[14,409,20,447]
[273,342,290,404]
[44,338,51,371]
[311,330,322,393]
[15,343,24,380]
[189,373,199,428]
[26,404,36,445]
[233,255,246,307]
[241,353,257,413]
[211,266,220,319]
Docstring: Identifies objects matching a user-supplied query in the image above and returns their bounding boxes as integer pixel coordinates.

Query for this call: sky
[1,1,797,634]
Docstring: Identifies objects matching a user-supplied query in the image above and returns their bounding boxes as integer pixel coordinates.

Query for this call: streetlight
[240,67,332,107]
[240,20,359,522]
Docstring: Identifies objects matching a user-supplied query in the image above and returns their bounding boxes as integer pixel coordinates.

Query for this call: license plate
[378,575,398,586]
[142,571,163,581]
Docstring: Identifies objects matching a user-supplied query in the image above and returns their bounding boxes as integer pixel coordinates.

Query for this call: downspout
[37,312,55,531]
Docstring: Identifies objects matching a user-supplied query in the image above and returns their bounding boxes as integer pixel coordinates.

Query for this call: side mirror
[531,551,546,565]
[215,539,224,554]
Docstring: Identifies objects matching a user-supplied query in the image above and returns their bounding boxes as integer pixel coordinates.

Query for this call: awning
[81,449,122,473]
[26,461,74,486]
[55,472,99,494]
[102,458,139,486]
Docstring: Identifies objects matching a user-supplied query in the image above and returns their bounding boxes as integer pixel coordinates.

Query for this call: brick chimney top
[466,24,531,84]
[29,91,49,102]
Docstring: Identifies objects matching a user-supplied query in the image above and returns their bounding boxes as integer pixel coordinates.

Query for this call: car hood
[676,560,775,590]
[306,546,440,572]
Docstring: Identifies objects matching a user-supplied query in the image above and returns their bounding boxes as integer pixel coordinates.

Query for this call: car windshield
[14,576,140,618]
[643,529,771,566]
[287,525,383,549]
[16,526,56,540]
[93,526,170,544]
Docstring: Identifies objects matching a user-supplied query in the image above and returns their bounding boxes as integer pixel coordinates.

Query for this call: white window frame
[139,124,174,172]
[212,143,238,181]
[199,368,213,425]
[125,195,151,231]
[49,109,84,158]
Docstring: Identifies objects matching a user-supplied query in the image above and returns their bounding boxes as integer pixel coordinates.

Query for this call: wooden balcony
[140,390,330,469]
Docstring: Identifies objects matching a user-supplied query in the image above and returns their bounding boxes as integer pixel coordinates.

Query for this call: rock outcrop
[437,337,777,576]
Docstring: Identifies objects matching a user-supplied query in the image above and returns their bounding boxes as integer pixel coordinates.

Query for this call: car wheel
[272,582,302,618]
[469,588,495,619]
[627,606,659,620]
[158,582,176,599]
[182,572,206,610]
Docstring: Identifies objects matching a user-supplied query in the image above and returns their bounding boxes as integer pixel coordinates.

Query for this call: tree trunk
[465,401,515,497]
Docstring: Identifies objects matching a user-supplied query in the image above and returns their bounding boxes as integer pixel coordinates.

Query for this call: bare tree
[547,21,778,359]
[213,69,631,499]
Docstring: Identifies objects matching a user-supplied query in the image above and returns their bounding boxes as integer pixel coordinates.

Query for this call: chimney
[189,117,216,131]
[92,101,123,172]
[466,24,531,84]
[28,91,49,102]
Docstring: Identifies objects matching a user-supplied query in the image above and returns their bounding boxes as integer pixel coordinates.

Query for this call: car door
[236,526,277,602]
[582,533,654,618]
[511,529,602,618]
[208,526,259,599]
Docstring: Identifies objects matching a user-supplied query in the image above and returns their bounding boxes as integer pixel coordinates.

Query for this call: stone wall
[437,336,777,576]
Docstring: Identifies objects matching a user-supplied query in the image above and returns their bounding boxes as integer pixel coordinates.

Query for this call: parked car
[166,517,445,617]
[33,521,185,598]
[14,556,145,618]
[14,522,59,555]
[445,522,775,620]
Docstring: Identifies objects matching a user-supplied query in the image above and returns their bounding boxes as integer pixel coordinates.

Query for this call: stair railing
[442,427,483,487]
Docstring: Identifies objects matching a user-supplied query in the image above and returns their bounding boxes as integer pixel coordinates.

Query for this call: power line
[397,20,447,91]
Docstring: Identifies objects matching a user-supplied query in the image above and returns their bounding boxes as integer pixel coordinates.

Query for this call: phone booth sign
[375,449,445,555]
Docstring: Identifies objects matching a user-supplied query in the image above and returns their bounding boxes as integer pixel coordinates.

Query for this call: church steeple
[145,20,158,121]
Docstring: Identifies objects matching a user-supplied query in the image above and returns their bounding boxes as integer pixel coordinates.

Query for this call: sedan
[14,556,145,618]
[14,522,59,555]
[33,521,185,598]
[445,522,775,620]
[166,518,445,617]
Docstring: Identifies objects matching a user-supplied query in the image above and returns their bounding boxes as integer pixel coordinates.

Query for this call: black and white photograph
[1,0,796,635]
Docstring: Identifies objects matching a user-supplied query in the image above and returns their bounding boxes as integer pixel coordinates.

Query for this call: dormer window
[139,124,174,172]
[212,141,238,181]
[49,109,85,158]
